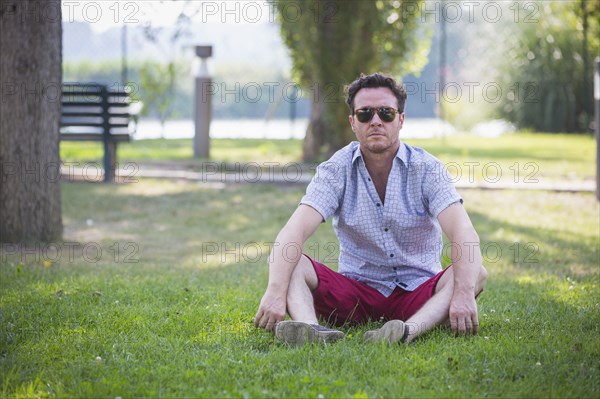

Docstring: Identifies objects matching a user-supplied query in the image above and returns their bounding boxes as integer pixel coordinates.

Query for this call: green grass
[60,132,595,182]
[60,138,303,164]
[407,133,595,183]
[1,179,598,398]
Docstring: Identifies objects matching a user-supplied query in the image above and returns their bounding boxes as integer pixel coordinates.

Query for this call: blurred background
[61,1,599,142]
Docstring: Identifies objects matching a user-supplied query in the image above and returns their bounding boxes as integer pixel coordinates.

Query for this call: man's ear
[349,114,355,131]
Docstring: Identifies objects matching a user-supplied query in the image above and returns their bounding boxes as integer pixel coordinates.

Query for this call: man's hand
[449,291,479,335]
[254,289,287,331]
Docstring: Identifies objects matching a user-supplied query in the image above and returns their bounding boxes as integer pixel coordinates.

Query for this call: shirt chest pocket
[397,213,428,228]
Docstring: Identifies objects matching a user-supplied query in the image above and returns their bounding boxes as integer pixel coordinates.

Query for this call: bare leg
[275,256,345,345]
[403,265,487,342]
[286,255,319,323]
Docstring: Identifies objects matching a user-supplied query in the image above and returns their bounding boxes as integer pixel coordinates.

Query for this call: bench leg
[103,140,117,183]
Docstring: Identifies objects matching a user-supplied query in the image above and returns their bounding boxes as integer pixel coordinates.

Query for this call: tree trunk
[301,83,355,163]
[302,98,327,162]
[0,0,63,242]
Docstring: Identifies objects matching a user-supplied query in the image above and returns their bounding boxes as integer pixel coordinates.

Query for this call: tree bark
[0,0,63,242]
[302,89,355,163]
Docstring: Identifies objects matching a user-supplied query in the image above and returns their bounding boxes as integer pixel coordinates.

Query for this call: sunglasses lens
[355,108,397,123]
[356,109,374,123]
[379,108,396,122]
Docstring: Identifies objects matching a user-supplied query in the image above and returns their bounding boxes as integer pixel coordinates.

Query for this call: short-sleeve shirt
[300,141,462,297]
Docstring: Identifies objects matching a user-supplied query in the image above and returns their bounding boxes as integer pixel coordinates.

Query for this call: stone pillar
[194,45,212,158]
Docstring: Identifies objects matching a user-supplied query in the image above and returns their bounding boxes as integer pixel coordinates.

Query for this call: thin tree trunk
[0,0,63,242]
[302,98,326,162]
[302,82,354,163]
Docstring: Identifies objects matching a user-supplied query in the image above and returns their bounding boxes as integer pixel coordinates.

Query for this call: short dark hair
[344,72,407,114]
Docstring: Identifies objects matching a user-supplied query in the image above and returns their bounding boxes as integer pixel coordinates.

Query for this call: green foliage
[272,0,432,160]
[495,1,600,133]
[136,61,179,133]
[63,59,193,120]
[63,60,307,120]
[63,60,125,88]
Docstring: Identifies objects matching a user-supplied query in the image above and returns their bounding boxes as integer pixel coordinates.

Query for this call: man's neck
[361,141,400,177]
[361,141,401,204]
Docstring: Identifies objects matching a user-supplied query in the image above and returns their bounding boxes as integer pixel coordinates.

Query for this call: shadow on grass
[56,181,600,281]
[466,209,598,278]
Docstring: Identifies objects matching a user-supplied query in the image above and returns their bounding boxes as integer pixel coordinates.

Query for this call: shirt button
[368,178,372,181]
[376,203,381,207]
[390,254,394,258]
[393,267,397,271]
[384,228,389,232]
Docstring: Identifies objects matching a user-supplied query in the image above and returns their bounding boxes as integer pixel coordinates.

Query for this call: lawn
[1,177,598,397]
[59,132,596,183]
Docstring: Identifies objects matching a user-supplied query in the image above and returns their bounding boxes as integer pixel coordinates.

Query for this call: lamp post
[194,45,212,158]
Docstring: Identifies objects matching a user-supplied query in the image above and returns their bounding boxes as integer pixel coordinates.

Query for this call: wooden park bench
[60,83,139,182]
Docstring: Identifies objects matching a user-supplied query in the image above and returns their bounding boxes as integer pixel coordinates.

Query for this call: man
[254,72,487,346]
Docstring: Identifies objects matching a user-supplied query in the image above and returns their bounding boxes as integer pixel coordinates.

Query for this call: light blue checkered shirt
[300,141,462,297]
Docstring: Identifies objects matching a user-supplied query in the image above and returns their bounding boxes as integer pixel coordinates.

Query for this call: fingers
[254,309,271,330]
[254,308,283,331]
[253,309,263,328]
[457,317,467,335]
[265,319,276,332]
[451,315,479,336]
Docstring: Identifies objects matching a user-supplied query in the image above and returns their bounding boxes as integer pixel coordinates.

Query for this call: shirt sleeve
[300,160,345,222]
[423,158,463,218]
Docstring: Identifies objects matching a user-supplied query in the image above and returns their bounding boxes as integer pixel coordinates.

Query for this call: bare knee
[290,255,319,291]
[435,264,488,295]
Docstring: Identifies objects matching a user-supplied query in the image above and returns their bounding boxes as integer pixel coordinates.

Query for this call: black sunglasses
[354,107,400,123]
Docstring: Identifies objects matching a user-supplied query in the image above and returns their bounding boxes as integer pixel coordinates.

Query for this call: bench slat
[61,101,102,109]
[60,133,131,142]
[61,112,104,118]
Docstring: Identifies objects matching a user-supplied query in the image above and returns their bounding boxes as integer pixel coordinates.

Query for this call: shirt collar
[352,141,408,165]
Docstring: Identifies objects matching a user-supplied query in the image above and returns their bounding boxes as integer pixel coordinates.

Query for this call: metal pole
[439,0,446,138]
[194,46,212,158]
[121,25,128,86]
[290,84,296,139]
[594,57,599,201]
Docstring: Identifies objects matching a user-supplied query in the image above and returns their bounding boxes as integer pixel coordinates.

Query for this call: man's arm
[437,202,484,335]
[253,204,323,331]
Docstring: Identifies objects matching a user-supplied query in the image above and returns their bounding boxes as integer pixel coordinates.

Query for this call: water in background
[133,118,461,140]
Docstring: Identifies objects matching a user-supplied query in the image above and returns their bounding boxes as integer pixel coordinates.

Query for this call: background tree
[137,61,178,137]
[272,0,431,161]
[134,9,192,137]
[0,0,63,242]
[495,1,600,133]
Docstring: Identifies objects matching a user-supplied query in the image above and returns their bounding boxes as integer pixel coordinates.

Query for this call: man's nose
[370,113,383,125]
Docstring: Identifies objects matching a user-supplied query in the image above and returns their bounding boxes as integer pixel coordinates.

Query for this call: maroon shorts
[307,255,450,327]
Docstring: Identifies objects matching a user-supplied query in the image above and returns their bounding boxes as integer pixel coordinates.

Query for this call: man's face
[349,87,404,155]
